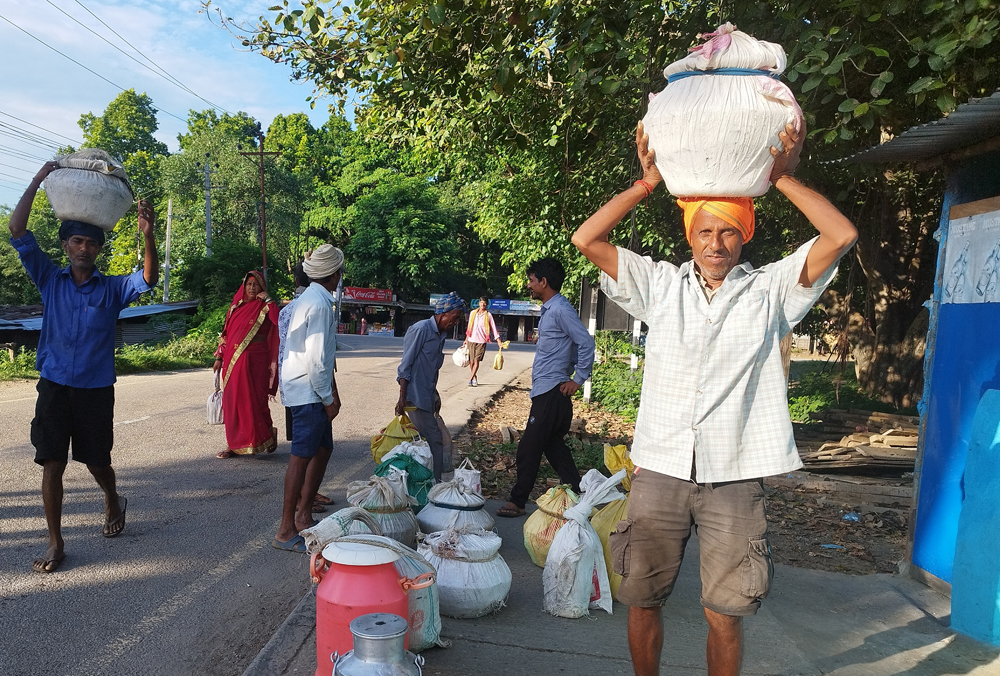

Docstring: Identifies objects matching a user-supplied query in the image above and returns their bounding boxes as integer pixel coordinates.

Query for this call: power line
[0,129,65,153]
[0,121,64,150]
[47,0,233,116]
[0,109,82,145]
[0,12,187,124]
[0,162,36,175]
[0,145,51,162]
[0,170,31,182]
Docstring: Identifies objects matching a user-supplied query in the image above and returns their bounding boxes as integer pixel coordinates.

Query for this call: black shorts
[31,378,115,467]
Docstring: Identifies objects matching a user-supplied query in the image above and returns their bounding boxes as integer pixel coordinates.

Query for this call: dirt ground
[454,370,909,576]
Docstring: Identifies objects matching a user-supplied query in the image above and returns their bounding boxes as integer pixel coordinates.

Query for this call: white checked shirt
[280,282,337,407]
[602,237,839,482]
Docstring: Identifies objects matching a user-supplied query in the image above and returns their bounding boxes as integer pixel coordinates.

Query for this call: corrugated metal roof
[838,90,1000,164]
[2,301,199,332]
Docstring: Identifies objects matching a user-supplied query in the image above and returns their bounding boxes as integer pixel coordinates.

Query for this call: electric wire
[0,129,66,153]
[47,0,233,115]
[0,162,36,175]
[0,13,187,123]
[0,109,82,145]
[0,122,64,149]
[0,170,32,182]
[0,145,51,162]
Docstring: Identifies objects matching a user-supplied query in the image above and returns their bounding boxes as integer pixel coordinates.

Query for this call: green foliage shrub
[787,370,917,423]
[175,239,289,308]
[0,347,40,381]
[586,359,643,423]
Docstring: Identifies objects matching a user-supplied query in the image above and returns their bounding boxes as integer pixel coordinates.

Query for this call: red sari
[217,271,280,455]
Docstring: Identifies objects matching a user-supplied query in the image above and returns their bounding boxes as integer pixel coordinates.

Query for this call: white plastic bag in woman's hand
[206,371,223,425]
[452,344,471,368]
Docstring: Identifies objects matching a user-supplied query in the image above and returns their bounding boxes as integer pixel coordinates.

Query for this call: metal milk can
[330,613,424,676]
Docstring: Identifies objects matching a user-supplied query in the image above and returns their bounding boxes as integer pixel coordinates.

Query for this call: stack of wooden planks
[795,409,919,473]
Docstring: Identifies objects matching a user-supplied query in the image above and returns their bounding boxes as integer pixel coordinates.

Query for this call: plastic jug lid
[350,613,408,640]
[321,541,400,566]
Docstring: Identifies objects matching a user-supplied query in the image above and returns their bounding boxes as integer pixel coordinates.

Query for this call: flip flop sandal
[271,534,307,553]
[32,555,65,574]
[311,504,327,513]
[313,493,335,505]
[216,450,235,459]
[495,505,526,518]
[103,496,128,538]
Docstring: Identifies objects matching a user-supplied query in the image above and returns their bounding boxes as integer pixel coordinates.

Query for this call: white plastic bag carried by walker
[419,527,512,619]
[416,478,495,534]
[43,149,135,230]
[453,458,482,495]
[641,23,802,197]
[381,439,434,471]
[206,371,224,425]
[346,472,420,548]
[543,469,627,618]
[452,344,471,368]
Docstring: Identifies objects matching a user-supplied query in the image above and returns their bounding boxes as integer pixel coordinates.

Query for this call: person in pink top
[463,297,499,386]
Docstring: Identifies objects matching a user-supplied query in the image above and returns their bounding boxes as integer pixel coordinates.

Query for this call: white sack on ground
[419,527,511,619]
[346,472,419,548]
[381,439,434,471]
[579,468,626,506]
[641,23,802,197]
[300,507,383,554]
[416,478,495,534]
[543,469,627,618]
[335,534,448,653]
[44,149,134,230]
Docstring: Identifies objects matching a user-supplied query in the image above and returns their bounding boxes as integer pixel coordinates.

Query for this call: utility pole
[163,198,172,302]
[195,153,222,257]
[239,123,280,282]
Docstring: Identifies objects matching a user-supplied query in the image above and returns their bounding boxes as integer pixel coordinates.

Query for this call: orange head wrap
[676,197,755,244]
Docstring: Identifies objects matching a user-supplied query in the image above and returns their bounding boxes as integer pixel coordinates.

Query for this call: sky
[0,0,343,207]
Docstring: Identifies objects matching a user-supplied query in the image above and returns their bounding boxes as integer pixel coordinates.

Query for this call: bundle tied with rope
[589,444,636,601]
[523,484,580,568]
[416,477,495,534]
[43,148,135,231]
[346,472,419,548]
[418,526,512,619]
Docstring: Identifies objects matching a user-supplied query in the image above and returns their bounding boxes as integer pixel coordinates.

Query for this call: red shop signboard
[343,287,393,302]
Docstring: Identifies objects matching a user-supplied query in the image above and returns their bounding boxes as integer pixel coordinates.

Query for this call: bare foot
[32,543,65,574]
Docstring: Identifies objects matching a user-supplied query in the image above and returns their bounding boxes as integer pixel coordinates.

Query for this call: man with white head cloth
[273,244,344,552]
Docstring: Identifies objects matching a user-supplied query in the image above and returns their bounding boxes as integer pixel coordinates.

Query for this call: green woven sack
[375,454,434,513]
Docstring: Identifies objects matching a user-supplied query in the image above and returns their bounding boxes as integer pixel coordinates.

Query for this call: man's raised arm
[9,162,60,240]
[572,123,663,282]
[769,123,858,287]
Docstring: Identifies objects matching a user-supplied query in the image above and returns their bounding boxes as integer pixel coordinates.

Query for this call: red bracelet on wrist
[633,179,654,197]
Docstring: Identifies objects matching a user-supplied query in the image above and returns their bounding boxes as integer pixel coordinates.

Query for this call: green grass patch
[0,347,41,381]
[787,361,917,422]
[584,358,643,423]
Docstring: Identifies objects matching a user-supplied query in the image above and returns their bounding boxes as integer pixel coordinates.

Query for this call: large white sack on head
[543,469,626,618]
[641,23,802,198]
[44,149,134,230]
[416,478,495,534]
[346,472,419,548]
[419,527,511,619]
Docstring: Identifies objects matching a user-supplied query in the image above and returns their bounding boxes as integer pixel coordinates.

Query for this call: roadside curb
[241,588,317,676]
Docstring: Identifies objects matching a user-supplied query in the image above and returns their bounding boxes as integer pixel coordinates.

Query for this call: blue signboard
[488,299,510,311]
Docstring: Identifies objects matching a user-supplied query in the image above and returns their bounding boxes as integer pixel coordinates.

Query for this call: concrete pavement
[0,335,533,676]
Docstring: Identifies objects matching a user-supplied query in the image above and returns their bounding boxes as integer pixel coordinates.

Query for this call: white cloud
[0,0,341,206]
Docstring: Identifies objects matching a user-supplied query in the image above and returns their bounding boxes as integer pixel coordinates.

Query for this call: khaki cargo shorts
[610,468,773,616]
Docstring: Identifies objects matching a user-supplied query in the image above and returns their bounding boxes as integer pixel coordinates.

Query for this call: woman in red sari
[213,271,280,458]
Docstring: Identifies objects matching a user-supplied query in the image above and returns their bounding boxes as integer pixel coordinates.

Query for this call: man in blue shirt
[396,291,467,481]
[9,161,158,573]
[496,258,595,517]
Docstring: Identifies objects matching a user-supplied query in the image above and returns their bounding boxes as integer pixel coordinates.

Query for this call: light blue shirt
[280,282,337,406]
[530,293,595,398]
[397,316,446,412]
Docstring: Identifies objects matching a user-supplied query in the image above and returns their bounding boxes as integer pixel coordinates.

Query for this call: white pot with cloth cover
[346,472,419,549]
[641,23,803,197]
[418,527,511,619]
[416,478,495,534]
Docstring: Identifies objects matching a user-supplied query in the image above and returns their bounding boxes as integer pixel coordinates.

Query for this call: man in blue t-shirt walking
[9,161,158,574]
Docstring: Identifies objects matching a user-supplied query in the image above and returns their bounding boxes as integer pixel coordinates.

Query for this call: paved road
[0,335,535,676]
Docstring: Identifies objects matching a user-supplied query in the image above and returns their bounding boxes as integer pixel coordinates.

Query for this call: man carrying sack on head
[9,161,158,574]
[571,122,858,676]
[396,291,467,481]
[273,244,344,553]
[462,296,499,387]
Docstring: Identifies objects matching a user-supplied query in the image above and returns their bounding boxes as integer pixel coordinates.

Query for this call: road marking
[114,416,150,427]
[68,455,372,676]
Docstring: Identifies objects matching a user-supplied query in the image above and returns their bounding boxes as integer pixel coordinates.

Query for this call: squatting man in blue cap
[395,291,468,481]
[9,161,158,574]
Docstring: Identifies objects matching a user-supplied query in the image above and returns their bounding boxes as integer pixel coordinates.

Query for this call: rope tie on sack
[367,505,412,514]
[667,68,781,84]
[429,501,485,512]
[538,507,569,521]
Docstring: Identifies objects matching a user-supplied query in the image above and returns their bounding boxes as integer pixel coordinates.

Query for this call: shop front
[339,287,400,335]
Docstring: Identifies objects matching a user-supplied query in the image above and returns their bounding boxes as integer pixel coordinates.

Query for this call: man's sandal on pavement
[271,534,307,553]
[103,496,127,538]
[495,504,526,518]
[32,554,65,574]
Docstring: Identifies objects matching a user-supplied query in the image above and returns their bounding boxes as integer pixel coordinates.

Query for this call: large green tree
[0,196,62,305]
[231,0,1000,406]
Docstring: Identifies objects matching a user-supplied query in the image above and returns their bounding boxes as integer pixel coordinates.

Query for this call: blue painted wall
[913,151,1000,583]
